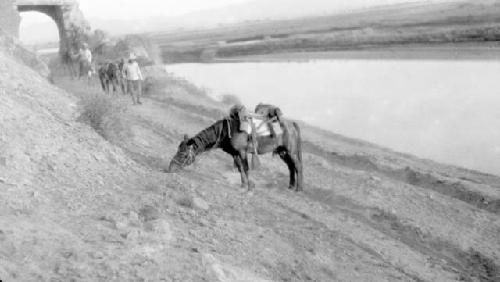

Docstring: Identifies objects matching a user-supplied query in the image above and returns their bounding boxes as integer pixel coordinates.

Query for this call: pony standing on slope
[168,105,303,191]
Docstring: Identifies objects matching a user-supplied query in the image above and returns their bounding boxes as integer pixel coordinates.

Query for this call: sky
[19,0,251,43]
[21,0,445,23]
[78,0,252,19]
[21,0,251,24]
[19,0,451,44]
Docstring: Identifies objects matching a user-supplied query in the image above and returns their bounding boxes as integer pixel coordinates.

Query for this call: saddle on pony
[229,104,287,169]
[228,104,284,138]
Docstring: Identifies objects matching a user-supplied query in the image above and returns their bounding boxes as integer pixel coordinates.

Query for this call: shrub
[77,94,122,138]
[176,195,194,209]
[142,70,210,98]
[142,76,167,97]
[167,76,209,97]
[220,93,242,105]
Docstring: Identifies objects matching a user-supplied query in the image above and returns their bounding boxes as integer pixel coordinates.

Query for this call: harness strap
[249,118,259,155]
[226,119,232,139]
[254,116,278,131]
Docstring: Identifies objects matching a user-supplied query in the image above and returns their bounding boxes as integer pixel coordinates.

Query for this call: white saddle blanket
[241,117,283,137]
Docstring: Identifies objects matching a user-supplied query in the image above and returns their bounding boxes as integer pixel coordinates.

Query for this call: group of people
[97,54,144,105]
[73,42,145,105]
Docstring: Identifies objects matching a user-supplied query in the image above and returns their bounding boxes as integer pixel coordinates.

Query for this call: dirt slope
[1,46,500,282]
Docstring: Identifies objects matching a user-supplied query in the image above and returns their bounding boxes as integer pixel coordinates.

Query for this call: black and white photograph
[1,0,499,281]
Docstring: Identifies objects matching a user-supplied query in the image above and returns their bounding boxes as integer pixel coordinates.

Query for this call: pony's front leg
[233,155,249,188]
[292,155,303,192]
[240,152,255,190]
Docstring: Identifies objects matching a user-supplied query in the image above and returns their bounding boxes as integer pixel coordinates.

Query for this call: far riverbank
[209,43,500,64]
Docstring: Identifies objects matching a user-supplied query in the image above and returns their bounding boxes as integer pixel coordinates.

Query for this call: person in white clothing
[78,43,92,80]
[80,43,92,63]
[124,53,144,104]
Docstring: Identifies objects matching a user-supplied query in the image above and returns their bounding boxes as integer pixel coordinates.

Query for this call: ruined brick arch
[15,0,90,59]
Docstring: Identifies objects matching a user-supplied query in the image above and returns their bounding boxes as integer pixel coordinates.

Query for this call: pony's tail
[293,121,304,190]
[293,121,302,163]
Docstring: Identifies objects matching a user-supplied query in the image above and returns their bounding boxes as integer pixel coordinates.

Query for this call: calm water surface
[167,60,500,175]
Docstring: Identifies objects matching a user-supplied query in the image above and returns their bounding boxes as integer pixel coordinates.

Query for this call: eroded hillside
[1,40,500,281]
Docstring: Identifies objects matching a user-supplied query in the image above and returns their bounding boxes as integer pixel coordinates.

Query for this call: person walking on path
[124,54,144,105]
[78,43,92,80]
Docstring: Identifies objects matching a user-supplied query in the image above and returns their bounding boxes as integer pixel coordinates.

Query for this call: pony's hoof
[248,181,256,189]
[242,189,254,197]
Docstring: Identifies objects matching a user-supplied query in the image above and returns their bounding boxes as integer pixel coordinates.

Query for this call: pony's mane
[189,119,228,153]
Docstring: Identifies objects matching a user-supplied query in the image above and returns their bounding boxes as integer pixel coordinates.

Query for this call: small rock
[62,251,75,259]
[138,205,160,222]
[90,251,104,259]
[143,219,171,235]
[115,221,127,230]
[199,219,210,227]
[192,197,209,211]
[47,163,56,171]
[128,211,139,222]
[143,221,154,232]
[125,229,141,241]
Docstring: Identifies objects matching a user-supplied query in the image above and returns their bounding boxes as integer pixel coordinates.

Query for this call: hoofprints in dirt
[2,38,500,281]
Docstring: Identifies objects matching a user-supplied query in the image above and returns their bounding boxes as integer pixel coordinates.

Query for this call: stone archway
[15,0,90,58]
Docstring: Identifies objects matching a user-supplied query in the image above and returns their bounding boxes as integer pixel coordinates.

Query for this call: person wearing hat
[124,53,144,105]
[78,42,92,79]
[81,43,92,63]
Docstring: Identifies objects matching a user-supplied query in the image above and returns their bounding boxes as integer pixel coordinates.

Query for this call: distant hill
[171,0,445,26]
[147,0,500,62]
[96,0,500,37]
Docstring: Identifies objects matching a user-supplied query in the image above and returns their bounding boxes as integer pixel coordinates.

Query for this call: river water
[167,59,500,175]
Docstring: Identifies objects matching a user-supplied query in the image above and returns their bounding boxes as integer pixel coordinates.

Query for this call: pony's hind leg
[279,151,296,189]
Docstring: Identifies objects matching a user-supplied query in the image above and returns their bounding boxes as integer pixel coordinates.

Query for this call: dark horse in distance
[98,61,123,94]
[168,105,303,191]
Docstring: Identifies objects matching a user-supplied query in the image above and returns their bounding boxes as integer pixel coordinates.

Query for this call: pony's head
[168,134,196,172]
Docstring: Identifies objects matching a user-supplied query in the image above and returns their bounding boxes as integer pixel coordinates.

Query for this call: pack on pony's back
[241,117,283,137]
[230,104,284,137]
[254,103,285,137]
